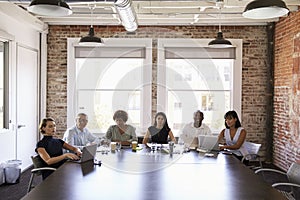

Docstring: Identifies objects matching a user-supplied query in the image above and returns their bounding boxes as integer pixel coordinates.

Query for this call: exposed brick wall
[274,12,300,171]
[47,25,272,160]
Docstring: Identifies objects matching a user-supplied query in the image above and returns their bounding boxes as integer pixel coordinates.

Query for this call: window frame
[0,31,14,131]
[67,38,152,134]
[157,38,243,134]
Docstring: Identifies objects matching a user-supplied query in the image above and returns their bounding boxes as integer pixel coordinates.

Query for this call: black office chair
[255,163,300,200]
[137,136,144,144]
[27,155,56,193]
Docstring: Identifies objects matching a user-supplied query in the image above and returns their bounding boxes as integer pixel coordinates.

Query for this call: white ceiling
[3,0,300,26]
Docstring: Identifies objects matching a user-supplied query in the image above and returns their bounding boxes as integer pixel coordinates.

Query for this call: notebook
[71,144,97,163]
[197,135,219,152]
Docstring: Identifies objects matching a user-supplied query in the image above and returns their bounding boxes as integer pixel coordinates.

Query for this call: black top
[148,126,169,144]
[35,136,66,179]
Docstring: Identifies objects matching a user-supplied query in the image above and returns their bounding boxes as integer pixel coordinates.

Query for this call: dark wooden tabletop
[22,146,286,200]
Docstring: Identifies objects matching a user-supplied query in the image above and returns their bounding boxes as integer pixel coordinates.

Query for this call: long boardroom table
[22,145,286,200]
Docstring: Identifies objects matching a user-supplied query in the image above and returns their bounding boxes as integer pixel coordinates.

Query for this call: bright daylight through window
[68,38,241,136]
[165,59,232,135]
[75,58,144,133]
[0,41,6,129]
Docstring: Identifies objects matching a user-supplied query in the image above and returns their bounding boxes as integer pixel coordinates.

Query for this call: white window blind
[75,46,146,58]
[165,47,236,59]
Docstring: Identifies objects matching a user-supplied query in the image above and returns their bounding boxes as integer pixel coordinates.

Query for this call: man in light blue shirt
[63,113,99,150]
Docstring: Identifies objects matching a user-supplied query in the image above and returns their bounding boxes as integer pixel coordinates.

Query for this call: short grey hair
[76,113,88,119]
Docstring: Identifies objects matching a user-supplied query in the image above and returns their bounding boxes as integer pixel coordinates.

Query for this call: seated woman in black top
[142,112,176,145]
[36,117,82,179]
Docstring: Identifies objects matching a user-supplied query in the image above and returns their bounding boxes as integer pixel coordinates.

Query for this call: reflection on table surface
[22,144,286,200]
[96,144,235,174]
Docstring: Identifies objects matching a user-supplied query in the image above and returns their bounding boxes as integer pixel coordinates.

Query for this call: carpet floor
[0,166,42,200]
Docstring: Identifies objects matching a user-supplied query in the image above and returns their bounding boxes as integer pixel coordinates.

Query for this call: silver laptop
[71,144,97,163]
[188,137,199,149]
[198,135,219,152]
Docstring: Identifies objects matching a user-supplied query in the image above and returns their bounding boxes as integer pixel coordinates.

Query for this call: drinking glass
[177,138,185,153]
[102,138,111,154]
[116,142,122,151]
[151,142,157,153]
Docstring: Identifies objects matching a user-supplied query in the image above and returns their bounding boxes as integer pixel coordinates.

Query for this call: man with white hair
[63,113,99,150]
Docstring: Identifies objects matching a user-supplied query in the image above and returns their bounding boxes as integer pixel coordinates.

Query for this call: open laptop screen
[198,135,219,152]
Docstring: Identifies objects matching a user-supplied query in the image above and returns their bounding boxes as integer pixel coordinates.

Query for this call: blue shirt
[63,125,99,149]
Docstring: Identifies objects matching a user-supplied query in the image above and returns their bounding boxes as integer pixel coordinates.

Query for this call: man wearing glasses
[63,113,99,150]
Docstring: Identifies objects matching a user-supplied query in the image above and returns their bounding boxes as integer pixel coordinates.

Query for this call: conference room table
[22,144,286,200]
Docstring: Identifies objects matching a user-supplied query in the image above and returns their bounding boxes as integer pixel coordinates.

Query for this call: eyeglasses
[77,119,88,123]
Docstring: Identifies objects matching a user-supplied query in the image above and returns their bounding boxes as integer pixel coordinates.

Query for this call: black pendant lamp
[79,5,104,46]
[79,26,104,46]
[208,31,232,48]
[27,0,72,16]
[243,0,289,19]
[208,7,232,48]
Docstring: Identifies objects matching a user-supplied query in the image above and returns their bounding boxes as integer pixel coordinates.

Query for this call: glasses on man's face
[77,119,88,123]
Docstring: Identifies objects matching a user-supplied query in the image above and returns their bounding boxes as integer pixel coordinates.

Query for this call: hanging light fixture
[27,0,72,16]
[114,0,138,32]
[208,7,233,48]
[79,4,104,47]
[242,0,289,19]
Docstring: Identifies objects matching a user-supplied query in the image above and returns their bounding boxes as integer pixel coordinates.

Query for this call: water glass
[178,138,185,153]
[116,142,122,151]
[151,142,157,152]
[102,138,111,154]
[169,141,174,156]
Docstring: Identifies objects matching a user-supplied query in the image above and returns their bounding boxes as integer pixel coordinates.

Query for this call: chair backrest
[31,155,46,172]
[244,142,261,155]
[286,163,300,199]
[241,141,262,162]
[287,163,300,184]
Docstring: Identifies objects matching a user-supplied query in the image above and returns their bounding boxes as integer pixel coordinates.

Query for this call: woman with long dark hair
[142,112,176,144]
[218,110,248,161]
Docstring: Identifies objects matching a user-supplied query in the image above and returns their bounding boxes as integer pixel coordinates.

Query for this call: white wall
[0,2,47,170]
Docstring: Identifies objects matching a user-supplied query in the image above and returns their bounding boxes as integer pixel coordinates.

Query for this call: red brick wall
[274,12,300,170]
[47,25,273,160]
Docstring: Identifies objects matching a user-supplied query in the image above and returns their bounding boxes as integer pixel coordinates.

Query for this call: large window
[75,58,144,133]
[0,42,3,128]
[157,39,242,135]
[68,38,242,136]
[67,39,152,135]
[0,41,8,129]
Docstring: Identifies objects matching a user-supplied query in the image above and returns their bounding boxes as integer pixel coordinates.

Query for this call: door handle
[17,125,26,129]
